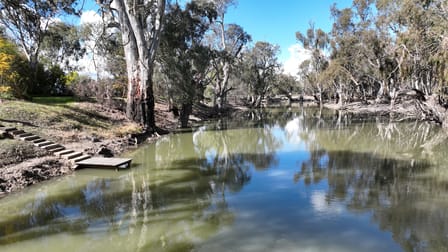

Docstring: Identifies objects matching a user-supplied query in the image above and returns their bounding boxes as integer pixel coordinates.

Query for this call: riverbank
[0,98,216,195]
[324,100,419,119]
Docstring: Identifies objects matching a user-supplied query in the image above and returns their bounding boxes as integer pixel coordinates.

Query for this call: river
[1,106,448,252]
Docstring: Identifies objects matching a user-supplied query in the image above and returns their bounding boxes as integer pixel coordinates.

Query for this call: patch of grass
[0,99,134,139]
[0,139,47,168]
[32,96,75,105]
[112,123,143,137]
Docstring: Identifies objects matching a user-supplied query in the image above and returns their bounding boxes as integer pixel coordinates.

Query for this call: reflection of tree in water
[0,158,234,251]
[293,114,448,251]
[0,126,281,250]
[192,121,281,171]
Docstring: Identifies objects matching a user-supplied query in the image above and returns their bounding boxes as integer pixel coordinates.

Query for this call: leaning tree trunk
[415,94,448,127]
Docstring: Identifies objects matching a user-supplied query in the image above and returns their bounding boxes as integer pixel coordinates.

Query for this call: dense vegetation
[298,0,448,125]
[0,0,447,127]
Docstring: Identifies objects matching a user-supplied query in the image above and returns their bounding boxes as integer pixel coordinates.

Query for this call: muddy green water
[1,107,448,252]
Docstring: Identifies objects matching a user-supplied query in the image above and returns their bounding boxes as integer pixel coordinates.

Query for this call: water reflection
[0,159,233,250]
[1,107,448,251]
[291,112,448,251]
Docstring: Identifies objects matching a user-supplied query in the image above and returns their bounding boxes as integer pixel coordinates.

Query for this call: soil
[0,100,212,196]
[324,100,419,119]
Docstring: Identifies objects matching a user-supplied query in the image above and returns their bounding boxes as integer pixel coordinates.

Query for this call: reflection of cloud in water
[197,207,398,252]
[284,117,302,144]
[311,191,344,215]
[267,170,289,178]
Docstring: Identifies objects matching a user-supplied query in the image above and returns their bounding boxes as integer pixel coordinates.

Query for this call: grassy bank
[0,96,221,194]
[0,97,146,193]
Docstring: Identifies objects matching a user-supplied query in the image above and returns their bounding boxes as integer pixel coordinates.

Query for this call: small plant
[0,85,13,99]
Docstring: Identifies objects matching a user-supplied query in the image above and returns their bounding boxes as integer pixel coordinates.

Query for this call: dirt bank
[324,100,419,120]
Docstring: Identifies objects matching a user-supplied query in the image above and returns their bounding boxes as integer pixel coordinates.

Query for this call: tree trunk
[317,85,323,105]
[336,88,343,106]
[115,0,165,133]
[215,61,231,110]
[415,94,448,127]
[180,103,192,128]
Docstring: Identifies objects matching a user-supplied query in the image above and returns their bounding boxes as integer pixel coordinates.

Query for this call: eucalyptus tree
[365,0,448,124]
[271,73,301,101]
[209,23,251,110]
[353,0,401,104]
[328,0,401,104]
[240,41,280,107]
[80,17,125,89]
[40,22,85,71]
[158,1,217,128]
[0,0,80,73]
[205,0,251,110]
[296,25,330,105]
[98,0,165,132]
[389,0,448,95]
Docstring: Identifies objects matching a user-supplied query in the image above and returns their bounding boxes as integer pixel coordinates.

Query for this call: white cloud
[80,10,102,25]
[285,117,303,144]
[40,17,62,30]
[77,10,109,79]
[282,44,311,78]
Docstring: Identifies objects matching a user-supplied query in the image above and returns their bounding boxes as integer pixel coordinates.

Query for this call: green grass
[0,99,125,135]
[0,99,141,168]
[32,96,76,105]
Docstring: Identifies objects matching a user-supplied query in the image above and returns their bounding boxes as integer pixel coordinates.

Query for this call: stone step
[10,130,25,136]
[42,143,63,150]
[72,155,91,163]
[32,138,46,144]
[17,132,33,138]
[35,141,53,147]
[21,135,40,141]
[61,151,83,160]
[0,131,9,139]
[54,149,74,157]
[3,127,17,132]
[48,146,65,153]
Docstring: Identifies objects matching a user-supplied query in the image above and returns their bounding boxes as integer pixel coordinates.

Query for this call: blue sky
[224,0,353,63]
[78,0,353,76]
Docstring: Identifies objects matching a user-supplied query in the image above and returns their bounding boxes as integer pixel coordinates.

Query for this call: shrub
[0,85,12,99]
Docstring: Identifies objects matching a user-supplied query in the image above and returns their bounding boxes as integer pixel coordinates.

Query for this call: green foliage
[158,1,217,127]
[0,0,80,99]
[40,22,85,70]
[0,36,31,99]
[297,0,448,105]
[0,0,80,62]
[0,35,72,99]
[239,41,280,107]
